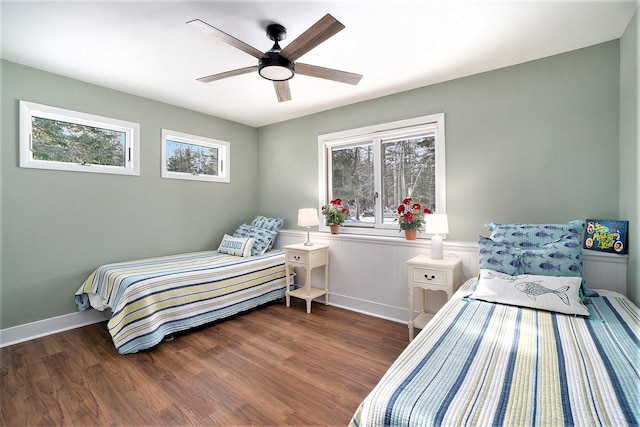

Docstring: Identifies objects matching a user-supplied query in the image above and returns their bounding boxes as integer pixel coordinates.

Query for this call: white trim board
[276,229,629,322]
[0,308,110,348]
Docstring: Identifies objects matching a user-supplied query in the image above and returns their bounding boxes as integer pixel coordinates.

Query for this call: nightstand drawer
[286,250,308,266]
[412,268,448,286]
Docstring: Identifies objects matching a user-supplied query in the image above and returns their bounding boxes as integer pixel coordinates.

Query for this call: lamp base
[304,227,313,246]
[431,234,443,259]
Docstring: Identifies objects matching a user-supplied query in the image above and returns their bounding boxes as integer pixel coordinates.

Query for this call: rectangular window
[319,114,445,238]
[19,100,140,176]
[161,129,230,183]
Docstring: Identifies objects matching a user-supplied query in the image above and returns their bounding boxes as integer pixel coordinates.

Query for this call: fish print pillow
[233,224,278,256]
[520,234,583,278]
[485,220,585,249]
[469,268,589,316]
[478,236,521,275]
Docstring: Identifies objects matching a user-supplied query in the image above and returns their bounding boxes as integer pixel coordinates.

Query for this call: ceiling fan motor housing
[266,23,287,42]
[258,52,295,81]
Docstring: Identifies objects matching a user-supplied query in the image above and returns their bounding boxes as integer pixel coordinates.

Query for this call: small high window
[161,129,230,183]
[19,100,140,176]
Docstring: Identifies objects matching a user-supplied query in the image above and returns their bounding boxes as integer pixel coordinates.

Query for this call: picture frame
[583,219,628,254]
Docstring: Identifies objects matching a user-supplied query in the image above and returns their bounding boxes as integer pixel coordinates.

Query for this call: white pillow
[217,234,255,257]
[469,268,589,316]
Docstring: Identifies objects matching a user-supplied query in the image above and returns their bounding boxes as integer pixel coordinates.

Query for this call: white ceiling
[2,1,638,128]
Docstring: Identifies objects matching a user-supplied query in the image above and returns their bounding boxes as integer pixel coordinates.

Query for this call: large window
[318,114,445,238]
[19,100,140,176]
[161,129,230,183]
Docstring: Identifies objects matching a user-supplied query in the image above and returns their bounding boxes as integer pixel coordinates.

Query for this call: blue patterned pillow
[521,234,583,278]
[251,215,285,233]
[485,220,585,249]
[478,236,521,276]
[251,215,284,251]
[233,224,278,256]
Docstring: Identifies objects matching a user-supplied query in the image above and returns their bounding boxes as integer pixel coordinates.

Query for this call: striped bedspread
[350,279,640,427]
[75,250,286,354]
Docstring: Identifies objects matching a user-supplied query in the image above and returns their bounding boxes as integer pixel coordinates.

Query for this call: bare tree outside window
[381,133,436,223]
[166,140,218,176]
[161,129,230,183]
[331,142,374,223]
[32,117,126,166]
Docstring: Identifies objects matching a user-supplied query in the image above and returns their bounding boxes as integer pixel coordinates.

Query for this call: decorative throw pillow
[218,234,255,257]
[478,236,521,275]
[251,215,285,251]
[233,224,278,256]
[520,234,583,278]
[251,215,285,233]
[469,268,589,316]
[485,220,585,249]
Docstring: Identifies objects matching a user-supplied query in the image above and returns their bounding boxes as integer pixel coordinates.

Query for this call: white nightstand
[407,255,463,340]
[284,243,329,313]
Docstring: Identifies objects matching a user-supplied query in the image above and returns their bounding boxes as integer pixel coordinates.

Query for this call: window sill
[279,228,454,247]
[318,224,441,241]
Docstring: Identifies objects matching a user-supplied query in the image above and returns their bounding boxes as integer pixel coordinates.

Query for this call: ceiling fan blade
[295,63,362,85]
[280,14,345,62]
[187,19,264,59]
[274,81,292,102]
[197,66,258,83]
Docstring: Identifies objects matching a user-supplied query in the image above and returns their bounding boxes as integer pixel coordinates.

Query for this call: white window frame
[161,129,230,183]
[318,113,446,238]
[19,100,140,176]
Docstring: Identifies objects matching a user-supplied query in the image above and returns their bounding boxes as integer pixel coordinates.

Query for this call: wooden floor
[1,300,409,426]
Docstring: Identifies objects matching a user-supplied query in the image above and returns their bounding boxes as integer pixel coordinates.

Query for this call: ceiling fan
[187,14,362,102]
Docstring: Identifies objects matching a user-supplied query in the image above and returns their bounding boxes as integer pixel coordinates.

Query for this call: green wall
[258,41,621,241]
[1,60,259,328]
[619,10,639,303]
[2,34,636,330]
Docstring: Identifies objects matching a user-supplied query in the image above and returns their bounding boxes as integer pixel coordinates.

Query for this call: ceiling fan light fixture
[258,53,295,81]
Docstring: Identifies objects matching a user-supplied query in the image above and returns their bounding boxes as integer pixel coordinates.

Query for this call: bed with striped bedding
[350,278,640,427]
[75,250,286,354]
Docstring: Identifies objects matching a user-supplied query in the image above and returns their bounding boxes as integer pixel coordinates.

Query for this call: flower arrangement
[322,198,349,226]
[396,197,432,231]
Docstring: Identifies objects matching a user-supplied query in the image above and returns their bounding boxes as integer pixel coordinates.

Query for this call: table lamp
[297,208,319,246]
[425,214,449,259]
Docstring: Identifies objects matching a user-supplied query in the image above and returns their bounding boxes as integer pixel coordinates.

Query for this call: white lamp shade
[424,214,449,235]
[297,208,319,227]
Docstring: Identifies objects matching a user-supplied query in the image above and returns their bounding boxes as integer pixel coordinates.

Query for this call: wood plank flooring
[1,300,409,426]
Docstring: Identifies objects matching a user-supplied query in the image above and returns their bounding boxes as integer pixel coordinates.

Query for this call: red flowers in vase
[396,197,432,231]
[321,198,349,226]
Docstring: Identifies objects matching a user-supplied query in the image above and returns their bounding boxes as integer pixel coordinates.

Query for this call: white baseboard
[329,292,408,325]
[0,309,110,348]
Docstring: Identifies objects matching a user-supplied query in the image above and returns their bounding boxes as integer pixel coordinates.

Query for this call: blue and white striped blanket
[350,279,640,427]
[75,250,286,354]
